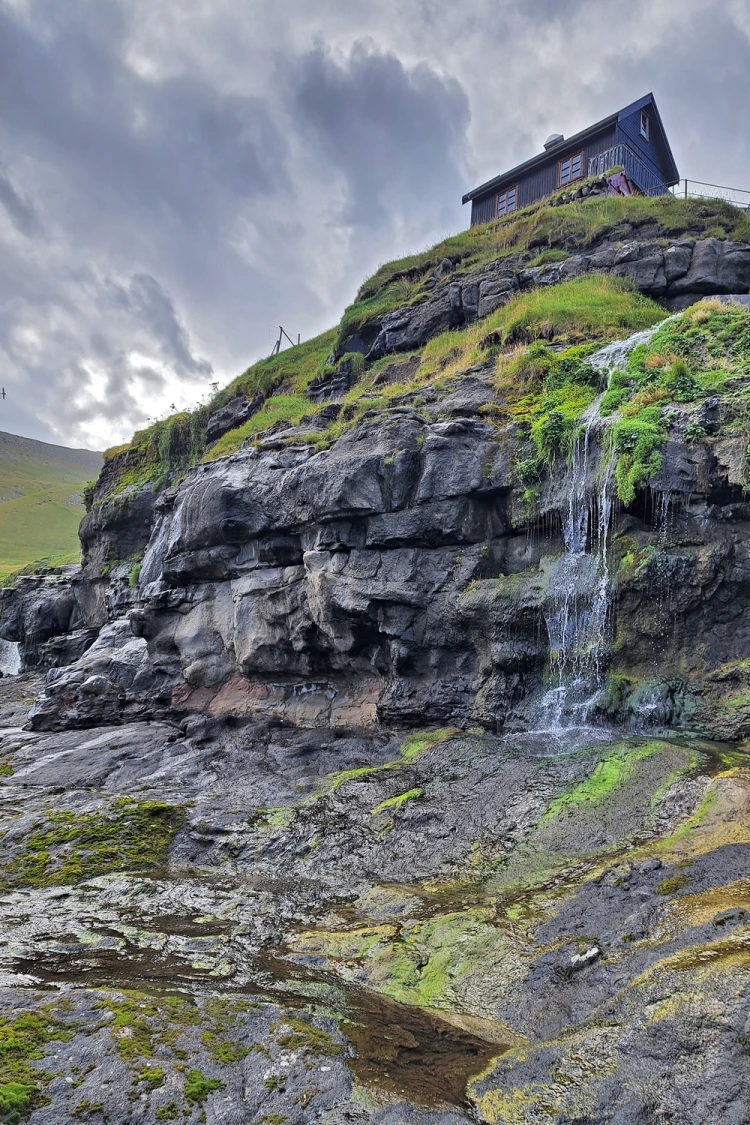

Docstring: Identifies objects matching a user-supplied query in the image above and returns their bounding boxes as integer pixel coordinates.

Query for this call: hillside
[0,430,102,580]
[3,192,750,1124]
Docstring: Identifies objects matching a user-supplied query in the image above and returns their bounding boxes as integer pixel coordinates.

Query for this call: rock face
[361,236,750,358]
[23,390,750,741]
[205,392,264,444]
[0,568,97,671]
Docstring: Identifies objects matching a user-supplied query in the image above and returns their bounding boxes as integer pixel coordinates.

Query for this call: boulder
[205,393,263,444]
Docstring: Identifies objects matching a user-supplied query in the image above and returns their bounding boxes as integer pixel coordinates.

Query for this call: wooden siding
[470,194,498,225]
[616,111,670,186]
[470,125,618,225]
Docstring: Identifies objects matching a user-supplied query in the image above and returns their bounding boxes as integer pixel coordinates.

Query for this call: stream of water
[540,321,679,729]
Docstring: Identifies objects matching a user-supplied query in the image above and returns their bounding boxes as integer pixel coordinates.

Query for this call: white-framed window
[558,152,583,187]
[640,110,650,141]
[496,185,518,217]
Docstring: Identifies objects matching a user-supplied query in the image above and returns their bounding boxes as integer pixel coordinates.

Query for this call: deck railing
[670,179,750,210]
[588,144,669,197]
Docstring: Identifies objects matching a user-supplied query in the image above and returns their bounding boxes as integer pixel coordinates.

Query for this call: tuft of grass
[490,274,664,347]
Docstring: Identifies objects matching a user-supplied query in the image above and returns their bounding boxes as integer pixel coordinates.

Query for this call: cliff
[2,193,750,1124]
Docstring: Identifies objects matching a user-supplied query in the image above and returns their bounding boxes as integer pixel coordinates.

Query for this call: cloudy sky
[1,0,749,450]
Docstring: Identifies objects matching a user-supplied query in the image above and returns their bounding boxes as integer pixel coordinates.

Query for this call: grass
[203,394,312,460]
[355,194,748,309]
[599,299,750,501]
[98,329,336,495]
[491,274,664,346]
[92,195,749,508]
[0,431,101,581]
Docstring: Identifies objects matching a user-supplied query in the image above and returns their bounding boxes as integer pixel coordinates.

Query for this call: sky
[1,0,749,450]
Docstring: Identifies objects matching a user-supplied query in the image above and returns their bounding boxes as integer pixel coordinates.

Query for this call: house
[462,93,679,226]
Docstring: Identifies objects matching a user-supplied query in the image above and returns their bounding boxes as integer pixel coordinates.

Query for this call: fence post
[684,180,688,200]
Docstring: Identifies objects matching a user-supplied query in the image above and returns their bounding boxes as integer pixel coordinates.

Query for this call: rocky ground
[3,196,750,1122]
[1,667,749,1123]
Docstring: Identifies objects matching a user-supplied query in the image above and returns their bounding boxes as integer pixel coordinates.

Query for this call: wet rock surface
[23,376,750,742]
[1,666,750,1121]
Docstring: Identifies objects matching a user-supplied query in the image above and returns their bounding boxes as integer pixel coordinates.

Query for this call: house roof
[462,93,679,205]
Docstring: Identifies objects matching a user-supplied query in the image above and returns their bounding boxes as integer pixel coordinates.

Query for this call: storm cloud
[1,0,749,448]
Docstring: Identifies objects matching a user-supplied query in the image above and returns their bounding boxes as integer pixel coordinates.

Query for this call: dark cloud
[0,0,749,449]
[0,161,39,236]
[289,40,469,229]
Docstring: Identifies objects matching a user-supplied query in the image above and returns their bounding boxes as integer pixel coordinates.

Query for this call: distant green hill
[0,431,102,581]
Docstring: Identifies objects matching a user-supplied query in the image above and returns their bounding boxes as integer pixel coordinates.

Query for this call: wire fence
[671,179,750,210]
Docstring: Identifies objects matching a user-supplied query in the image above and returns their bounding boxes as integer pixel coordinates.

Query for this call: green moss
[368,909,501,1009]
[155,1103,179,1121]
[200,1031,248,1065]
[0,1082,36,1120]
[0,1009,73,1120]
[657,873,690,895]
[128,562,141,589]
[184,1069,224,1106]
[612,405,666,504]
[492,339,607,463]
[401,728,458,761]
[70,1101,104,1118]
[136,1065,165,1090]
[541,741,665,823]
[1,799,185,890]
[0,758,13,778]
[276,1016,341,1058]
[596,300,750,502]
[324,728,457,794]
[371,788,423,815]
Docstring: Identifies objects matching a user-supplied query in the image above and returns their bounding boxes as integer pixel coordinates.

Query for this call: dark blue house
[463,93,679,226]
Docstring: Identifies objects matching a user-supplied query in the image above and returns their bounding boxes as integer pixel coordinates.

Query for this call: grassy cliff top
[94,193,750,506]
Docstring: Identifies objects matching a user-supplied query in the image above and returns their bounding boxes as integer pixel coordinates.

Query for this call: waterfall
[540,397,613,727]
[0,639,20,677]
[539,318,677,729]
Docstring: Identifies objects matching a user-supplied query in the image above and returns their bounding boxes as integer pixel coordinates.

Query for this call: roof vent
[544,133,564,151]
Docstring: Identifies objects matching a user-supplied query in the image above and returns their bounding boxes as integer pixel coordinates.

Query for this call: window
[496,185,518,217]
[640,110,650,141]
[558,151,583,187]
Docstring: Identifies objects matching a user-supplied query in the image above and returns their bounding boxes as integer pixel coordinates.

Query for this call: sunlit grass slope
[0,431,102,580]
